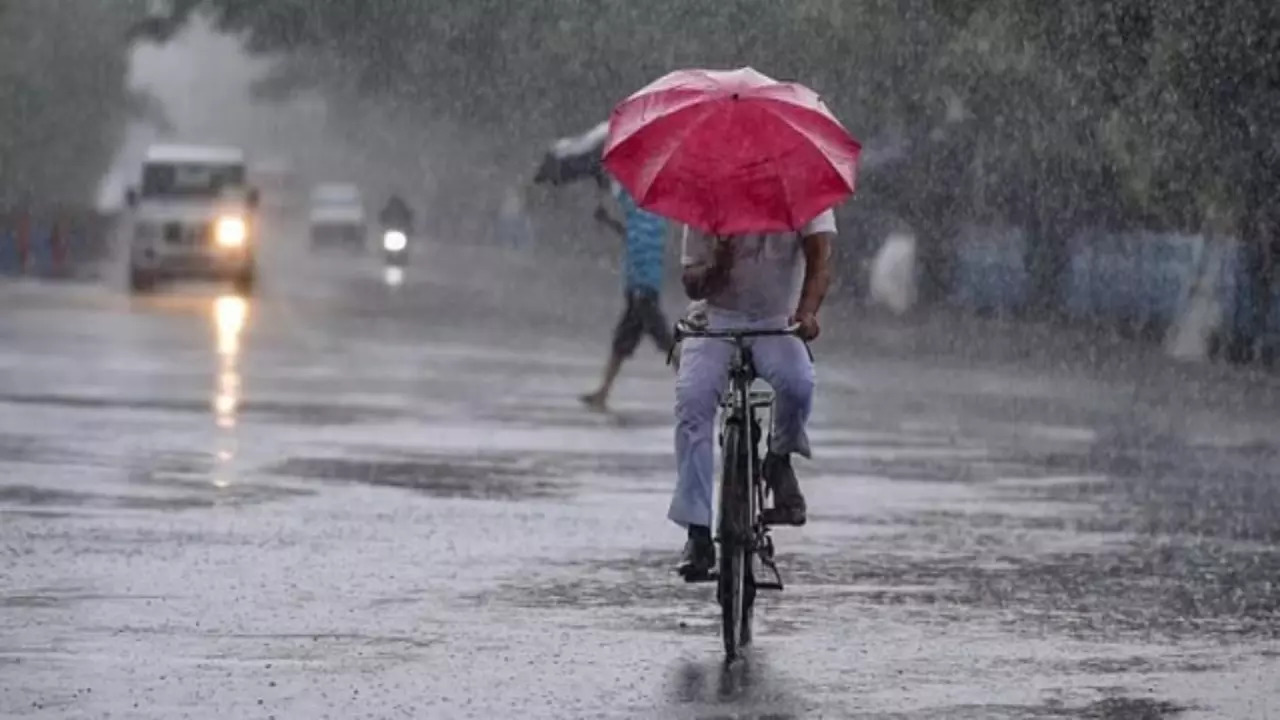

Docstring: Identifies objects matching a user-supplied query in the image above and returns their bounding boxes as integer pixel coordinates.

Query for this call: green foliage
[140,0,1279,235]
[0,0,145,208]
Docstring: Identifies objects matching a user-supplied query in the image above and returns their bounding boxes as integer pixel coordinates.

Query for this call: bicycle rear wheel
[717,420,753,662]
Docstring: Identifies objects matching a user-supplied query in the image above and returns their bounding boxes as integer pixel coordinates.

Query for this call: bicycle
[670,319,806,662]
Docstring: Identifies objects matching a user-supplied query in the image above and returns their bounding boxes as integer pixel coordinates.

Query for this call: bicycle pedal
[755,581,784,591]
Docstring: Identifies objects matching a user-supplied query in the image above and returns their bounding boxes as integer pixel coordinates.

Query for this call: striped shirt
[614,186,667,292]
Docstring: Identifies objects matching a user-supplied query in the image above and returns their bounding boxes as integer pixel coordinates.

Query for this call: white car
[125,144,259,294]
[308,183,367,252]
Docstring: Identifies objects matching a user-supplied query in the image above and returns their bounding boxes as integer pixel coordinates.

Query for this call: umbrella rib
[608,89,709,149]
[753,98,858,194]
[634,103,720,208]
[770,133,802,230]
[774,153,799,230]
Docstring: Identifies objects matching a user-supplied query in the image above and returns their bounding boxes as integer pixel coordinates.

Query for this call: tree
[0,0,147,209]
[139,1,1280,331]
[1098,0,1280,357]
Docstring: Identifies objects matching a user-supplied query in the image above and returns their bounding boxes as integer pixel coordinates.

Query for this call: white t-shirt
[681,210,837,321]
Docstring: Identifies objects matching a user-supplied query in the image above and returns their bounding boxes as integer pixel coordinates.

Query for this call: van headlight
[215,216,248,248]
[382,230,407,252]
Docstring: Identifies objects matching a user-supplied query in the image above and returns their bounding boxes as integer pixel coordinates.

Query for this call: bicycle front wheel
[717,420,753,662]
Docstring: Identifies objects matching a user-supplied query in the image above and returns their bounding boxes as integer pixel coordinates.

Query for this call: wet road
[3,232,1280,719]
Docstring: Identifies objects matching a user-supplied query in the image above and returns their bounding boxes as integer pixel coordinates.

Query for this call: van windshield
[142,162,247,199]
[311,184,362,206]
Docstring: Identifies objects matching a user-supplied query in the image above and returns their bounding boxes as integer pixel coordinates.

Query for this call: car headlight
[215,216,248,248]
[382,230,407,252]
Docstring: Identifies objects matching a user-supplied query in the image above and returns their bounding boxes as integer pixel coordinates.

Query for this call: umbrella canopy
[602,67,861,235]
[532,120,610,187]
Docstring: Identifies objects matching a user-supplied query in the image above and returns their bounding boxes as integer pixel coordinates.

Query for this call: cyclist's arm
[682,265,727,300]
[795,212,837,319]
[681,226,733,299]
[795,232,833,318]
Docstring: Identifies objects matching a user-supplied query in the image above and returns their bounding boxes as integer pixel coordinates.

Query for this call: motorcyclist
[378,194,414,233]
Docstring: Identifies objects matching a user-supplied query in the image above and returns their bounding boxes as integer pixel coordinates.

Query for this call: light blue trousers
[669,315,814,529]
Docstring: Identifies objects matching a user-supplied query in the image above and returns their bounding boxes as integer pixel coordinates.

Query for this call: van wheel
[129,268,155,294]
[233,267,256,296]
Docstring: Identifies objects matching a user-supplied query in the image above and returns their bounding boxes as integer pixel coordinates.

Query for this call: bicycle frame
[719,339,768,542]
[716,338,786,591]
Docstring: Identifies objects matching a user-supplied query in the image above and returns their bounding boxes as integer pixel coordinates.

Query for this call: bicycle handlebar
[668,320,813,367]
[673,319,802,341]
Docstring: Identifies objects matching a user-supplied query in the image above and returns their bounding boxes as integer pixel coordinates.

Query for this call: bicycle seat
[721,349,775,410]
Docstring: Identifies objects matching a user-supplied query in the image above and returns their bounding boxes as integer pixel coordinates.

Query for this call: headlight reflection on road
[211,294,247,487]
[215,295,247,358]
[383,266,405,287]
[215,370,240,426]
[212,295,248,433]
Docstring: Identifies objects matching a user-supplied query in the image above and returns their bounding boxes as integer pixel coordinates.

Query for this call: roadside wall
[0,209,115,279]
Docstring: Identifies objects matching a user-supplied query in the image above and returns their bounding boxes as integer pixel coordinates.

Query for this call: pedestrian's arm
[593,203,626,238]
[593,181,626,239]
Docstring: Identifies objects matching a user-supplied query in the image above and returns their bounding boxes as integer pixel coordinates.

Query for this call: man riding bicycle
[672,211,836,578]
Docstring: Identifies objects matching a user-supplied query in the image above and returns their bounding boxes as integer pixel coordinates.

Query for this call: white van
[125,144,260,294]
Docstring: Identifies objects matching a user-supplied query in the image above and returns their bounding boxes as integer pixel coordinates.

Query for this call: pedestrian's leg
[641,294,675,354]
[582,293,642,410]
[670,337,733,529]
[582,353,625,411]
[638,290,679,370]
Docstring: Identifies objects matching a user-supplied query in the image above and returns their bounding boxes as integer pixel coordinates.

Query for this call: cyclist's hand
[791,312,820,341]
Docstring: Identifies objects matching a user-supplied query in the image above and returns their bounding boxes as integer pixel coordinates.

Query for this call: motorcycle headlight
[383,230,407,252]
[215,216,248,248]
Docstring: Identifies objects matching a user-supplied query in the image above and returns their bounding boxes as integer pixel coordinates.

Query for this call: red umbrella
[602,67,861,235]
